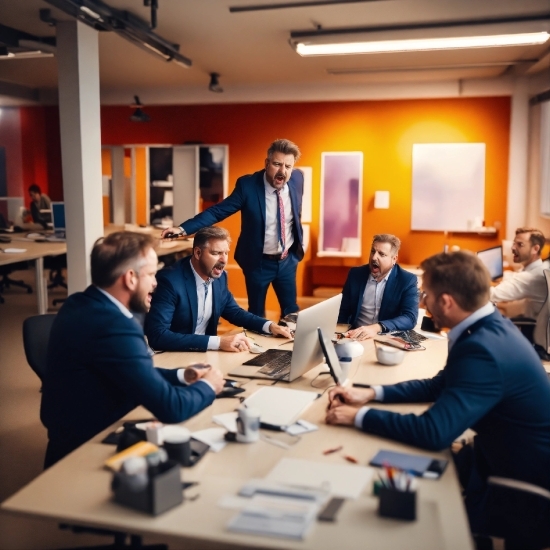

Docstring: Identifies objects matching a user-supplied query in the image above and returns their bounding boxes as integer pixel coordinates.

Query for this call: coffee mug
[163,426,192,466]
[236,407,260,443]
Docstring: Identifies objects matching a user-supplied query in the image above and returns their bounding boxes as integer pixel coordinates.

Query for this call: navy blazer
[145,256,269,352]
[181,169,304,273]
[338,264,419,331]
[41,286,216,467]
[362,310,550,491]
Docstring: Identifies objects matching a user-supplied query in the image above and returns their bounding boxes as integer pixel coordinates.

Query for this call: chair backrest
[22,313,57,383]
[533,270,550,353]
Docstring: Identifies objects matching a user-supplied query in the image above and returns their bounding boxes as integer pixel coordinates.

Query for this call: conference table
[0,225,192,314]
[1,331,474,550]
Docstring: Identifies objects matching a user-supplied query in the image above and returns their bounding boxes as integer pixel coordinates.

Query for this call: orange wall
[101,97,510,304]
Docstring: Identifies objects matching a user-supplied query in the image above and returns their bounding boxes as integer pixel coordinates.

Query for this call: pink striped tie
[276,189,288,259]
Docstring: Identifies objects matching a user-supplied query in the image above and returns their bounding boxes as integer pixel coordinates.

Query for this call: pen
[260,421,283,431]
[352,383,371,389]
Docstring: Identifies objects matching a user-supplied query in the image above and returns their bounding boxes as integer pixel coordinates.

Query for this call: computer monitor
[318,327,345,385]
[0,197,25,226]
[51,202,66,237]
[477,245,503,281]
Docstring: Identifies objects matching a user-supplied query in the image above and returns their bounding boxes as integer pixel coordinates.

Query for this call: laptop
[46,202,66,242]
[229,294,342,382]
[476,245,503,281]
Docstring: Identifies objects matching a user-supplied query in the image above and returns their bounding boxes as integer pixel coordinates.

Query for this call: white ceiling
[0,0,549,105]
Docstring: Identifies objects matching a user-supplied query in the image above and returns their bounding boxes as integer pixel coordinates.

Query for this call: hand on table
[200,367,224,394]
[219,333,253,352]
[327,386,376,408]
[160,227,184,239]
[345,324,381,341]
[269,323,293,339]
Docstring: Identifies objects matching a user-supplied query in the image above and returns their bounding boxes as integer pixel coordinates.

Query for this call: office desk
[0,228,191,314]
[1,336,473,550]
[0,239,66,314]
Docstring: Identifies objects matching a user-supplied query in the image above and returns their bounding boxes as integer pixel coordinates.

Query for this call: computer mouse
[250,342,266,354]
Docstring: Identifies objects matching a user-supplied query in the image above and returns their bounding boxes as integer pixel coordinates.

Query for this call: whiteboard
[411,143,485,232]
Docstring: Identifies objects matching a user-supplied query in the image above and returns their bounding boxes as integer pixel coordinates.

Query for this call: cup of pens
[377,467,417,521]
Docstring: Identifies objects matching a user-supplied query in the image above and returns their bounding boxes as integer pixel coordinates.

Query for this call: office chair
[22,313,57,388]
[510,270,550,359]
[0,261,33,303]
[478,476,550,550]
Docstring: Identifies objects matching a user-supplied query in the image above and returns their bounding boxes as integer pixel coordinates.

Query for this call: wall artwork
[411,143,486,232]
[318,152,363,257]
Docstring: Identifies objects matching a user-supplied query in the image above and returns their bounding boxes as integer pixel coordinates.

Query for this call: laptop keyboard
[389,330,427,349]
[242,349,292,380]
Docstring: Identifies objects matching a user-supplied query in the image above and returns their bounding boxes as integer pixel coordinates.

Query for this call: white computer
[229,294,342,382]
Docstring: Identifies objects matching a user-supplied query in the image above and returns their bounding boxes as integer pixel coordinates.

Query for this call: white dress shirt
[353,301,495,428]
[490,259,549,319]
[189,261,220,350]
[262,175,294,255]
[355,268,393,327]
[96,286,215,392]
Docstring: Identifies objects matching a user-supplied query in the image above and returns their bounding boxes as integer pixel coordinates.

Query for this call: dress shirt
[354,301,494,428]
[355,268,393,327]
[97,287,215,392]
[490,259,548,319]
[262,175,294,255]
[189,262,272,347]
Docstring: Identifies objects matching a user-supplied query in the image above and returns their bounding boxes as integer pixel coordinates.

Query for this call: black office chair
[22,313,57,388]
[0,261,33,303]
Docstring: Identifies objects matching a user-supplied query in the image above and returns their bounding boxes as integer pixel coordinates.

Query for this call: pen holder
[112,460,183,516]
[378,487,416,521]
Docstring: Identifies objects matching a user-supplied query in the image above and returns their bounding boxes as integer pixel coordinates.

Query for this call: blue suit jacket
[338,264,419,331]
[180,169,304,273]
[362,310,550,491]
[41,286,216,467]
[145,256,269,352]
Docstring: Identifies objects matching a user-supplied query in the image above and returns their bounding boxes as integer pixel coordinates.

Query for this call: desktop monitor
[477,245,503,281]
[51,202,66,237]
[0,197,25,226]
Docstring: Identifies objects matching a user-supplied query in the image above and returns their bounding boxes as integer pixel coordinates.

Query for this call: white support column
[506,78,530,239]
[111,146,126,225]
[56,20,103,294]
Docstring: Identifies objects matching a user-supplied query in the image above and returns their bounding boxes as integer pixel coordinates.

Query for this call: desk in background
[1,335,472,549]
[0,226,192,314]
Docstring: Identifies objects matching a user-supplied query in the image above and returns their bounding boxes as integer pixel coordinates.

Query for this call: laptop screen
[477,245,503,281]
[51,202,66,233]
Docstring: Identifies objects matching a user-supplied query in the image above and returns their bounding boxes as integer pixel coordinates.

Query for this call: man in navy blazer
[41,232,224,468]
[327,251,550,539]
[338,234,418,340]
[161,139,304,318]
[145,226,292,352]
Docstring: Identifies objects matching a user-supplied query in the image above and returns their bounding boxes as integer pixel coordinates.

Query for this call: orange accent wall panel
[134,147,147,226]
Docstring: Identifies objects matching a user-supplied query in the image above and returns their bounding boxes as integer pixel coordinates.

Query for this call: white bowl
[335,339,364,359]
[375,344,405,366]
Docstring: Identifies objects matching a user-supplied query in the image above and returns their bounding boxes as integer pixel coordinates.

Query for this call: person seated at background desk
[28,183,51,228]
[41,232,224,468]
[327,251,550,538]
[145,226,292,352]
[491,227,548,320]
[337,233,418,340]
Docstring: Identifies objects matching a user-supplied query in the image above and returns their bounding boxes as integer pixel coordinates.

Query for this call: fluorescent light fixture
[295,31,550,56]
[80,5,102,20]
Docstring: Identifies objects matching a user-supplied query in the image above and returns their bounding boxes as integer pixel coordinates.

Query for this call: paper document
[212,411,238,433]
[243,386,319,427]
[266,458,373,499]
[191,427,227,453]
[3,248,26,253]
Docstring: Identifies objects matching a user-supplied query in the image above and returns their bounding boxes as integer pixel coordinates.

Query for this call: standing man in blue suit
[161,139,304,318]
[145,226,292,352]
[41,232,224,468]
[338,234,419,339]
[327,251,550,539]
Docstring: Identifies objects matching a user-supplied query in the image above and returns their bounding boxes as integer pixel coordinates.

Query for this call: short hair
[515,227,545,253]
[193,226,231,250]
[267,139,301,162]
[29,184,41,194]
[91,232,156,288]
[372,234,401,255]
[420,251,490,312]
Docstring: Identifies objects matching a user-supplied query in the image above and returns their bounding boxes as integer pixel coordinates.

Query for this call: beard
[129,290,150,314]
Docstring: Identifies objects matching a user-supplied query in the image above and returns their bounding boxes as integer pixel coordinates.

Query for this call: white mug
[236,406,260,443]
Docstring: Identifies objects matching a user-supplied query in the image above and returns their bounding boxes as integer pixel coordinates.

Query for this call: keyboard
[243,349,292,380]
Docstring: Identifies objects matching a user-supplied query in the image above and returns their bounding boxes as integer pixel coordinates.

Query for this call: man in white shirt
[160,139,305,318]
[145,226,292,352]
[491,227,548,319]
